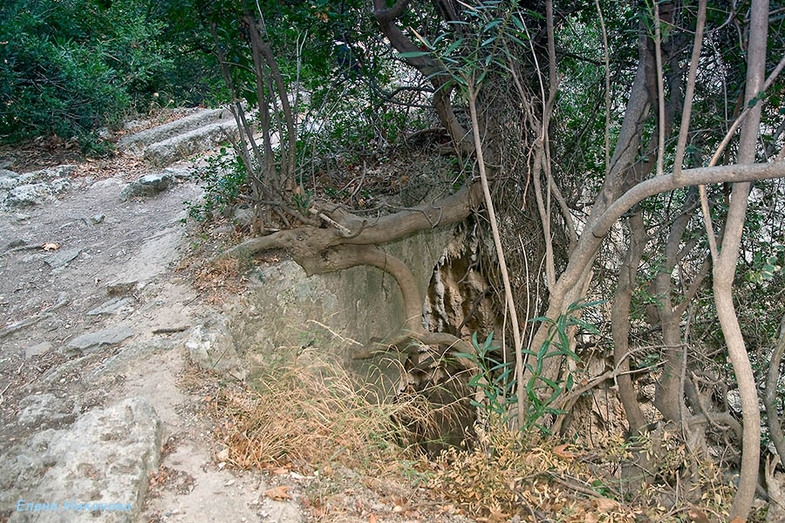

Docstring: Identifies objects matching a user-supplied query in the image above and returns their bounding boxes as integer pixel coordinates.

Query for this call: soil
[0,123,475,523]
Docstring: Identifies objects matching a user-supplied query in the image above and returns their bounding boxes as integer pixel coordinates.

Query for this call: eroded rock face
[424,223,500,338]
[16,393,77,430]
[0,397,163,523]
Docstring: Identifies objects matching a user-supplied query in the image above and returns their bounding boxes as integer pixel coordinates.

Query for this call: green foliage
[185,148,247,222]
[455,332,516,418]
[0,0,221,147]
[523,301,602,434]
[746,244,783,284]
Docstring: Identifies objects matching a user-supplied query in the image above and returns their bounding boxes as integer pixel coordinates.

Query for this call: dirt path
[0,129,304,522]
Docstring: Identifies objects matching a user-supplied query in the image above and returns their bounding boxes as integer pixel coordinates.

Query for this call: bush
[0,0,221,147]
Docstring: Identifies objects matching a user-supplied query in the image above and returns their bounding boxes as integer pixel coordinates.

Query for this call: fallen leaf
[264,485,291,501]
[369,515,377,523]
[594,497,619,511]
[271,467,288,475]
[42,242,60,251]
[553,443,578,459]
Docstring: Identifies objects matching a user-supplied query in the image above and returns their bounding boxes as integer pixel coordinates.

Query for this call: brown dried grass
[210,350,422,474]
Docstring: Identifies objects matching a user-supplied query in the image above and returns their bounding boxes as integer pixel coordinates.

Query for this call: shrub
[0,0,221,147]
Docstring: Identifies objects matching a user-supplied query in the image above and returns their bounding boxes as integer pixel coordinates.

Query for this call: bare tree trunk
[612,211,648,434]
[524,30,655,387]
[711,0,768,517]
[653,188,700,424]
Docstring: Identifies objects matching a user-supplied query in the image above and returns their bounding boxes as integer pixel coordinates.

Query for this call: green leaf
[571,317,600,334]
[484,331,495,348]
[483,19,502,32]
[443,39,463,56]
[397,51,430,59]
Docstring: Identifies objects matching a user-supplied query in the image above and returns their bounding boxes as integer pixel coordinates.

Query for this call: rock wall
[227,226,456,365]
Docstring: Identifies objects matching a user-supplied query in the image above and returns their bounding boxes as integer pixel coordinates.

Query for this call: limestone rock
[117,108,229,157]
[1,397,163,523]
[24,342,53,359]
[184,318,247,379]
[16,393,76,429]
[0,169,19,189]
[4,184,53,207]
[66,325,134,354]
[18,165,77,183]
[0,165,76,208]
[86,297,133,316]
[2,180,71,208]
[119,173,173,201]
[106,282,138,296]
[143,119,240,167]
[43,248,81,269]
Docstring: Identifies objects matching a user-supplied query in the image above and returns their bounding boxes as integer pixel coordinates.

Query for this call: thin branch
[595,0,611,176]
[653,1,666,178]
[673,0,707,180]
[468,82,525,428]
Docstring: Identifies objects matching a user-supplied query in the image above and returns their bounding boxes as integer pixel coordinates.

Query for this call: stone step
[143,119,241,167]
[118,108,235,158]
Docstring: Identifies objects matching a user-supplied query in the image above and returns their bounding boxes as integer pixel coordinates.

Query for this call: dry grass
[200,339,741,523]
[209,349,419,474]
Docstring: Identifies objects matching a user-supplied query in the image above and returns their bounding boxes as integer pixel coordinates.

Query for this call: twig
[545,472,618,499]
[152,325,191,335]
[306,320,364,347]
[315,212,352,236]
[0,244,42,258]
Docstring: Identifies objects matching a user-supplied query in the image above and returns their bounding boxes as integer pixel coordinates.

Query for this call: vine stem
[467,82,526,428]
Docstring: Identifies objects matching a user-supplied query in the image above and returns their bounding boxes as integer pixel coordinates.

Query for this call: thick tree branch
[372,0,473,152]
[222,184,482,260]
[299,244,424,332]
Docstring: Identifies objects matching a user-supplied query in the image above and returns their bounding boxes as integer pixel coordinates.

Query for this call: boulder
[119,173,173,201]
[185,318,247,379]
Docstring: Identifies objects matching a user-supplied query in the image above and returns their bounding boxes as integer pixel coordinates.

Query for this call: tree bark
[764,316,785,469]
[372,0,474,153]
[653,188,700,425]
[612,211,648,434]
[713,0,768,517]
